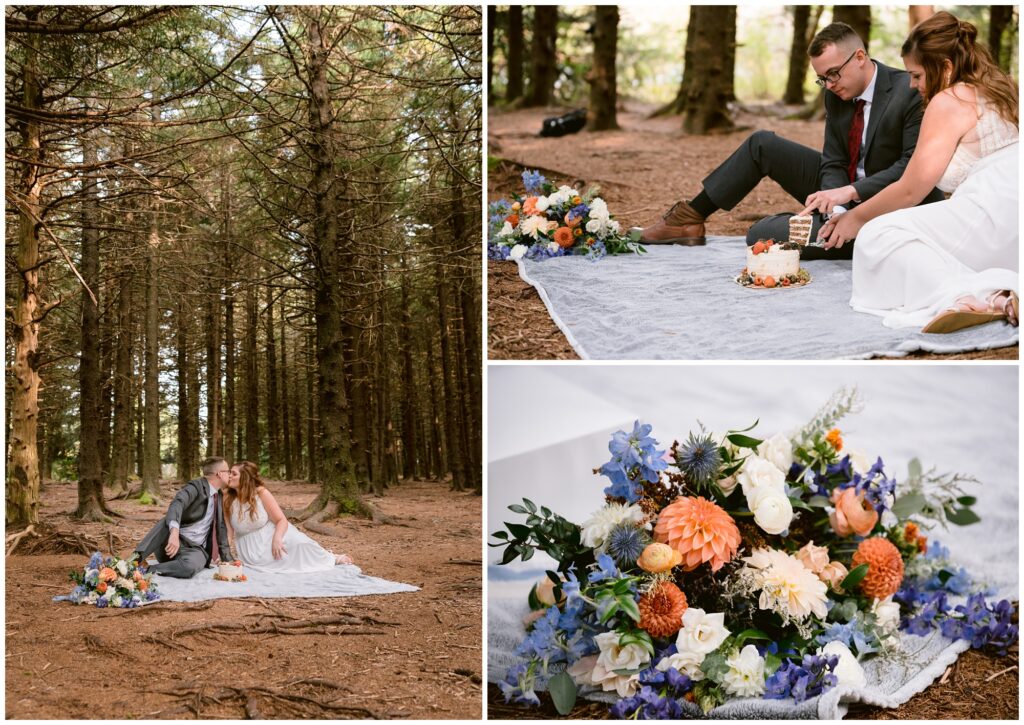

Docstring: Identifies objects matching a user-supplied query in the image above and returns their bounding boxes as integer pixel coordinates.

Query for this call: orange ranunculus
[553,226,576,248]
[511,201,522,212]
[825,428,843,451]
[564,212,581,228]
[96,581,108,594]
[522,196,540,216]
[904,522,927,553]
[852,537,904,599]
[506,214,520,227]
[99,567,117,582]
[637,543,683,573]
[138,579,149,592]
[573,227,583,237]
[829,487,879,537]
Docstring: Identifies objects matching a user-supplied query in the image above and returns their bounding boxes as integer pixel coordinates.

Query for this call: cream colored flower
[820,641,866,688]
[509,244,528,261]
[819,560,849,592]
[757,432,794,473]
[721,644,765,697]
[568,631,649,697]
[520,215,550,239]
[497,221,515,237]
[747,486,793,535]
[737,455,786,497]
[580,503,645,549]
[743,548,829,621]
[655,649,706,681]
[871,595,901,637]
[535,196,551,212]
[848,449,872,475]
[676,608,730,655]
[796,541,830,575]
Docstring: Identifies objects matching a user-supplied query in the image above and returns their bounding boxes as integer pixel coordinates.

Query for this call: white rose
[676,608,730,655]
[721,644,766,697]
[116,559,129,577]
[580,503,645,549]
[573,631,649,697]
[547,241,560,253]
[585,218,603,234]
[509,244,528,261]
[737,455,786,497]
[498,221,514,237]
[871,595,900,637]
[535,196,550,212]
[747,486,794,535]
[757,433,794,473]
[848,450,872,475]
[655,650,706,681]
[820,641,866,688]
[589,198,609,219]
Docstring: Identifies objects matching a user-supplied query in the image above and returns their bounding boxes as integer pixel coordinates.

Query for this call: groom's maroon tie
[210,491,220,561]
[847,99,867,183]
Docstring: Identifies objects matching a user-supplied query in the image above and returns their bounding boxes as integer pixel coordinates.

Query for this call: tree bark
[988,6,1015,72]
[225,280,237,462]
[525,6,558,107]
[832,6,871,52]
[265,284,282,477]
[244,279,260,463]
[176,297,192,481]
[487,4,495,104]
[110,269,133,493]
[506,5,525,102]
[680,6,737,133]
[280,310,295,480]
[399,254,420,479]
[141,198,162,500]
[784,5,812,104]
[588,5,619,131]
[434,257,466,492]
[205,246,223,457]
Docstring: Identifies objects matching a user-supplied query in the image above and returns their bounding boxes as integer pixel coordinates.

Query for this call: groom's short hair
[201,456,226,476]
[808,22,866,58]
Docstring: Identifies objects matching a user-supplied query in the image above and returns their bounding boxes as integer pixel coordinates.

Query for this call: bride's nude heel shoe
[922,291,1018,334]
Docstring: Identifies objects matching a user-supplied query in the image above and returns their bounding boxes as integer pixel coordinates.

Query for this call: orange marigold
[825,428,843,451]
[505,214,520,227]
[905,522,927,553]
[522,196,540,216]
[654,496,741,572]
[553,226,576,248]
[851,536,905,599]
[638,581,688,639]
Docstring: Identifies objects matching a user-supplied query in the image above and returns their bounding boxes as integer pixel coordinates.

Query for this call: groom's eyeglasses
[815,50,858,88]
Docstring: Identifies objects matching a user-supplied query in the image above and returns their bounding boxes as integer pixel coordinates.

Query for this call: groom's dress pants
[701,130,854,260]
[135,522,209,579]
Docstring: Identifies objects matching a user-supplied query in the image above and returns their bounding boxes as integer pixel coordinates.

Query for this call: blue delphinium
[764,654,839,704]
[610,666,693,719]
[675,428,722,489]
[817,618,878,655]
[600,421,668,503]
[524,243,565,261]
[487,243,512,260]
[499,661,541,705]
[588,553,622,584]
[899,585,1018,655]
[583,240,607,260]
[522,169,547,194]
[606,523,649,569]
[833,456,896,514]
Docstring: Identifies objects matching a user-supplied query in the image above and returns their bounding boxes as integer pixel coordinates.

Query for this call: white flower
[676,608,730,655]
[820,641,866,688]
[585,218,604,234]
[509,244,528,261]
[589,198,609,221]
[721,644,766,697]
[747,486,793,535]
[551,186,575,205]
[115,559,129,577]
[848,449,872,475]
[871,595,901,637]
[535,195,550,212]
[580,503,645,549]
[655,650,706,681]
[115,577,135,591]
[547,241,560,253]
[569,632,649,697]
[737,455,786,498]
[520,215,551,239]
[757,433,794,473]
[607,219,621,235]
[718,475,738,496]
[497,221,515,237]
[743,548,829,620]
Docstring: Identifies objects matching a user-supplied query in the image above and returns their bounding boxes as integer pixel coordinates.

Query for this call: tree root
[151,679,388,719]
[6,523,125,556]
[167,614,400,642]
[6,525,36,556]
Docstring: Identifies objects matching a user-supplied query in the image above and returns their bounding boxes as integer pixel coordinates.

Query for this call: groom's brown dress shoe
[637,200,707,246]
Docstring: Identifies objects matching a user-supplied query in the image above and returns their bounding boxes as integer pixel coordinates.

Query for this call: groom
[133,456,232,578]
[639,21,944,259]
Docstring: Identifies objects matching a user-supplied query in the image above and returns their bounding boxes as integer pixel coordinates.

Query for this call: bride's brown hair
[901,11,1018,126]
[223,460,264,521]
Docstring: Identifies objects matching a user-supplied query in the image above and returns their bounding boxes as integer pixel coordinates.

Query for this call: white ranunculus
[871,595,901,637]
[535,196,551,212]
[589,198,609,220]
[116,559,129,577]
[498,221,515,237]
[747,486,794,535]
[580,503,645,549]
[721,644,766,697]
[820,641,866,688]
[509,244,528,261]
[737,455,786,497]
[655,650,706,681]
[848,449,872,475]
[757,432,794,473]
[585,218,604,234]
[520,215,550,239]
[570,631,649,697]
[676,608,730,655]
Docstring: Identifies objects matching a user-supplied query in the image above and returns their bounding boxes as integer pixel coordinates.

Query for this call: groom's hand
[800,185,858,216]
[165,528,180,558]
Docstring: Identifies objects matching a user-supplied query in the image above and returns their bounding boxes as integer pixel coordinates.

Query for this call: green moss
[138,491,158,505]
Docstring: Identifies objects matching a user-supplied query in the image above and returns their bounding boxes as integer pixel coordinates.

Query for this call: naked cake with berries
[738,239,811,289]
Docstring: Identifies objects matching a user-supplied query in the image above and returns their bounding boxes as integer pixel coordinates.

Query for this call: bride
[819,11,1018,332]
[223,461,354,572]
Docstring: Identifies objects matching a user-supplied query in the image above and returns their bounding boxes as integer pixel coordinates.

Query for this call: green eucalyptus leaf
[956,496,977,507]
[726,433,763,449]
[548,672,577,715]
[523,499,538,514]
[841,563,870,591]
[945,506,980,526]
[499,546,519,565]
[508,504,529,515]
[891,492,927,519]
[907,458,923,481]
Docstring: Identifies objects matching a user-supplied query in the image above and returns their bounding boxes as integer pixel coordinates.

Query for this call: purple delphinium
[833,456,896,514]
[609,666,693,719]
[522,170,546,194]
[487,243,512,260]
[499,661,541,706]
[600,421,668,503]
[763,654,839,704]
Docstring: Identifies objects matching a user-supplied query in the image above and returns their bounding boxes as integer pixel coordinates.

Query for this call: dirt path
[6,478,481,719]
[487,101,1017,361]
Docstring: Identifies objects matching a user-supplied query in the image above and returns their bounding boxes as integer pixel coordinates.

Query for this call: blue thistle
[606,524,650,569]
[676,428,722,488]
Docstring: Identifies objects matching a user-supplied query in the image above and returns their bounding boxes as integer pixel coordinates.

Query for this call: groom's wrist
[168,521,180,530]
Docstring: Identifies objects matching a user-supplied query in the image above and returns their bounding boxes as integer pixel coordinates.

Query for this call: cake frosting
[788,214,814,246]
[215,560,246,581]
[739,239,809,288]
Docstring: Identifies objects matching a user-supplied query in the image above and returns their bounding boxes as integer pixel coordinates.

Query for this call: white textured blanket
[153,564,418,602]
[516,239,1019,359]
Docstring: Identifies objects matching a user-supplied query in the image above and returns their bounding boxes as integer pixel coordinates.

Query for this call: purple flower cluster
[522,169,547,194]
[499,661,540,705]
[487,242,512,260]
[764,653,840,704]
[599,421,668,503]
[833,456,897,514]
[900,590,1018,655]
[609,667,693,720]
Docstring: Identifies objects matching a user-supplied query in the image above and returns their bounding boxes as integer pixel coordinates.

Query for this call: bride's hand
[820,211,864,250]
[272,538,287,560]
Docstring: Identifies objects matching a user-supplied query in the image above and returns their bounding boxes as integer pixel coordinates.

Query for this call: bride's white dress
[850,91,1018,328]
[230,497,340,573]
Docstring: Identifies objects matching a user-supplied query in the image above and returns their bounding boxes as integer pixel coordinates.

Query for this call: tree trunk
[265,285,282,477]
[673,6,737,133]
[306,326,318,481]
[434,259,466,492]
[7,10,44,526]
[588,5,619,130]
[832,6,871,52]
[280,311,295,480]
[487,4,495,104]
[141,200,162,500]
[244,279,260,463]
[988,6,1015,72]
[507,5,525,102]
[784,5,812,104]
[225,281,237,462]
[98,300,114,484]
[176,297,192,481]
[526,6,558,107]
[909,5,934,29]
[110,270,133,493]
[205,256,222,457]
[399,254,420,479]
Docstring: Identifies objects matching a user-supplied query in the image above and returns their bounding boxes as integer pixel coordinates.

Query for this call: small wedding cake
[739,240,810,288]
[214,560,246,582]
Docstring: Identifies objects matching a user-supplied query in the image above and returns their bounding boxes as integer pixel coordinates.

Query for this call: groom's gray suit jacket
[136,477,232,566]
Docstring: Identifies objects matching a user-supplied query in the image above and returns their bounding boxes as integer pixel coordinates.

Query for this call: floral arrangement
[488,169,644,261]
[491,388,1017,717]
[213,560,248,582]
[56,552,160,608]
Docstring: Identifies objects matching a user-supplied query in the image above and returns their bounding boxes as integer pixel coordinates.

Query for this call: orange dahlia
[505,214,520,227]
[851,536,905,599]
[638,581,688,638]
[553,226,575,248]
[653,496,741,572]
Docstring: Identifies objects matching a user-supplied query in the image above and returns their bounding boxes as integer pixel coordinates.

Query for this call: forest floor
[487,100,1018,361]
[6,478,482,720]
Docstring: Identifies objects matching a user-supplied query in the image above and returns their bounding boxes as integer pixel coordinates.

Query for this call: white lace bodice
[937,92,1018,193]
[229,496,269,536]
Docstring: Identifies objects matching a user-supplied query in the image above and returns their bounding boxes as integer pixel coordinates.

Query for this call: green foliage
[841,563,870,591]
[547,671,577,715]
[138,491,159,505]
[489,498,595,574]
[899,458,980,528]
